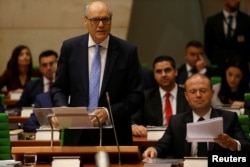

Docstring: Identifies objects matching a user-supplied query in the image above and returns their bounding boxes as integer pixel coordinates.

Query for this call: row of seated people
[1,43,250,157]
[0,47,58,111]
[1,40,250,131]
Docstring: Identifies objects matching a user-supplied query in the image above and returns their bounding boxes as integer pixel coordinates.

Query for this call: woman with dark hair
[0,45,33,94]
[212,56,250,107]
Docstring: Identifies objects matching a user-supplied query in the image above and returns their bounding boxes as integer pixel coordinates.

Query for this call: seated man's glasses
[85,17,111,25]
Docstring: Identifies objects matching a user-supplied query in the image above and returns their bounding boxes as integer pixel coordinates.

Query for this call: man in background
[17,50,58,108]
[143,74,250,158]
[204,0,250,73]
[132,55,191,137]
[177,40,216,85]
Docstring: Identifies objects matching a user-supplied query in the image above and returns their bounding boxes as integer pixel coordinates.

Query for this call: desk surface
[11,135,156,148]
[9,116,29,124]
[20,163,144,167]
[12,146,141,163]
[4,98,18,106]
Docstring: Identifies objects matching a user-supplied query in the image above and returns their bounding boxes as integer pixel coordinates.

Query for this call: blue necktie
[89,45,101,108]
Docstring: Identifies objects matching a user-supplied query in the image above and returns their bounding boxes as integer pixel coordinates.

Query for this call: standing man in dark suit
[204,0,250,72]
[51,1,144,145]
[177,40,216,85]
[132,55,191,137]
[143,74,250,158]
[17,50,58,108]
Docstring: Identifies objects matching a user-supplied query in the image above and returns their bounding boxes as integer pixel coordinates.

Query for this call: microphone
[106,92,121,164]
[95,151,110,167]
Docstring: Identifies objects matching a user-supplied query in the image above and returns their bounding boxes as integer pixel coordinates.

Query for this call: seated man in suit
[143,74,250,159]
[132,55,191,137]
[17,50,58,108]
[23,91,52,132]
[177,40,216,85]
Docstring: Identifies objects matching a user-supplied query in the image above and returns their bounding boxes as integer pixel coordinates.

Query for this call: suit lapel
[100,35,118,96]
[218,12,227,40]
[184,112,193,156]
[208,109,220,150]
[153,89,164,125]
[176,87,187,114]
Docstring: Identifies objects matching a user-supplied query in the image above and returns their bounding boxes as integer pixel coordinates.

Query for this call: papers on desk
[52,156,80,167]
[184,157,207,167]
[186,117,223,142]
[143,157,183,167]
[21,107,33,117]
[0,160,22,167]
[147,126,166,140]
[215,105,243,115]
[9,91,22,100]
[36,128,60,140]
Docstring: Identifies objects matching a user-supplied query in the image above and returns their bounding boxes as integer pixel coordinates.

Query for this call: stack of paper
[0,160,22,167]
[143,157,183,167]
[147,126,167,140]
[186,117,223,142]
[52,156,80,167]
[9,129,23,140]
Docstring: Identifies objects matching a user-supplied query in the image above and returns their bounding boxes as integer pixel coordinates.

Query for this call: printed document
[186,117,223,142]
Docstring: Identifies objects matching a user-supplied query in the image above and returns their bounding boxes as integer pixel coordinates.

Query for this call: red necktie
[165,92,172,126]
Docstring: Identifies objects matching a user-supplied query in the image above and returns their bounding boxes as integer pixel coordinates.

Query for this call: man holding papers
[143,74,250,158]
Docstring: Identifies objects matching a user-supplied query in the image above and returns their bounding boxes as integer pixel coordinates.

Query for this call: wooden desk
[10,135,155,148]
[4,98,18,106]
[133,136,157,147]
[11,140,60,147]
[12,146,141,163]
[20,163,144,167]
[8,116,29,124]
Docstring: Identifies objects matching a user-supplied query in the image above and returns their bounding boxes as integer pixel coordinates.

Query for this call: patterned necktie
[89,45,101,108]
[197,117,208,156]
[227,15,233,40]
[165,92,172,126]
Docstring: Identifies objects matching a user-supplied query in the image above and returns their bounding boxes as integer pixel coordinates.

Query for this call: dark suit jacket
[132,86,191,126]
[23,92,52,132]
[177,64,216,85]
[204,11,250,67]
[154,109,250,158]
[51,33,144,145]
[17,78,44,108]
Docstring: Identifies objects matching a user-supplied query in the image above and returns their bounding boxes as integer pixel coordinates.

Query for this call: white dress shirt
[88,34,109,95]
[159,84,178,125]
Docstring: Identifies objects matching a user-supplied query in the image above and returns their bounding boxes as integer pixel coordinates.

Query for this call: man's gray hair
[84,0,113,17]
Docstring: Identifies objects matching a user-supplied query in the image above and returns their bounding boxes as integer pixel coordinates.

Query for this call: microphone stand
[47,114,54,147]
[106,92,121,164]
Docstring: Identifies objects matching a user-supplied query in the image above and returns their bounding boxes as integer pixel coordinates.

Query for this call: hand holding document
[186,117,223,142]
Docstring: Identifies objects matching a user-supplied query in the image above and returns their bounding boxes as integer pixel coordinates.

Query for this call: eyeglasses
[85,17,111,25]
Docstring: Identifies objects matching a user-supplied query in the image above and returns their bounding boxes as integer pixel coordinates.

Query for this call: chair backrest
[210,76,221,85]
[0,113,12,160]
[244,92,250,101]
[238,115,250,140]
[0,94,5,113]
